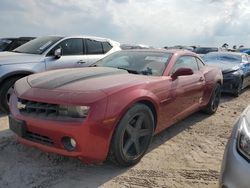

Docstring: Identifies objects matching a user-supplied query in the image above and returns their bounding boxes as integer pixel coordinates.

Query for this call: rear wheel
[108,104,154,167]
[0,76,23,113]
[203,83,221,115]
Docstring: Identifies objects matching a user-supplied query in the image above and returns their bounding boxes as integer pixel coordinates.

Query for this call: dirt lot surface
[0,90,249,188]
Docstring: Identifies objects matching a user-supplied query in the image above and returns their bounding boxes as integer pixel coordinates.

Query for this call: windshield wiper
[117,67,140,74]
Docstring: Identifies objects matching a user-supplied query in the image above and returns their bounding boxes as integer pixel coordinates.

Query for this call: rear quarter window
[102,42,112,53]
[86,39,103,54]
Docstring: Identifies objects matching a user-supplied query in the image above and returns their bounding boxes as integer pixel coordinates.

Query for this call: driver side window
[171,56,199,75]
[47,38,84,56]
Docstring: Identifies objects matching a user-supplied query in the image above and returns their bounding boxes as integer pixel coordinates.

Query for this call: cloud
[0,0,250,47]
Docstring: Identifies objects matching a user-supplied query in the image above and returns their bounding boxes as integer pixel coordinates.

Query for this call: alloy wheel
[122,112,152,159]
[211,86,221,112]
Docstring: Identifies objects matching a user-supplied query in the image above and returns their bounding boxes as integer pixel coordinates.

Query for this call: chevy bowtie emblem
[17,101,26,110]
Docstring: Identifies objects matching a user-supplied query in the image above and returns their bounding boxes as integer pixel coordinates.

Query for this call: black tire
[0,76,23,113]
[233,78,243,97]
[203,83,221,115]
[108,103,154,167]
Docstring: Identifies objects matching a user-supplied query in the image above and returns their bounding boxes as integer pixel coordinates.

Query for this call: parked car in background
[0,35,121,113]
[164,45,194,51]
[220,105,250,188]
[193,47,219,57]
[0,37,35,52]
[9,49,222,166]
[237,48,250,55]
[203,52,250,96]
[121,44,153,50]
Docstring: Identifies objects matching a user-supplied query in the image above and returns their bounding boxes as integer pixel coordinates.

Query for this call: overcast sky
[0,0,250,47]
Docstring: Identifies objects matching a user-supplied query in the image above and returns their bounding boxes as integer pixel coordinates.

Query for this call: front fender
[103,88,159,146]
[106,88,159,124]
[0,62,45,84]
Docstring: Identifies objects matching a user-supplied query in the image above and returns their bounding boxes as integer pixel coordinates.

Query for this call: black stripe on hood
[29,67,127,89]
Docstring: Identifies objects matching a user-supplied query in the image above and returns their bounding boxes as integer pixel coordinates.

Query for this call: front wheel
[203,83,221,115]
[108,104,154,167]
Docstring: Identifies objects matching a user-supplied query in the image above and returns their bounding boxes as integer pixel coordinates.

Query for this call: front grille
[18,98,59,118]
[25,131,53,146]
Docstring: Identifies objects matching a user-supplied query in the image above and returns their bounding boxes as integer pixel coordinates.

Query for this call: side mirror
[171,68,193,79]
[54,48,62,59]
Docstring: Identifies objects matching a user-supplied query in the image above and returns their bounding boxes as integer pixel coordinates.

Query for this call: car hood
[205,60,240,74]
[27,67,156,93]
[0,51,42,65]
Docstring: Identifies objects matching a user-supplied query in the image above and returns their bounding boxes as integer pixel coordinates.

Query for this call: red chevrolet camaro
[9,49,223,166]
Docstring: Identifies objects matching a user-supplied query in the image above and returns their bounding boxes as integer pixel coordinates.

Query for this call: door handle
[199,77,205,82]
[77,60,86,64]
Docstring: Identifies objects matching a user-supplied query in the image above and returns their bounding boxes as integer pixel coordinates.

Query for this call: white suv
[0,35,121,112]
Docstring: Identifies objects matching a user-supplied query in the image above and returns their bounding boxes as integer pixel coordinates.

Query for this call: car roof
[40,35,120,46]
[239,48,250,51]
[195,47,218,49]
[208,51,246,56]
[58,35,118,43]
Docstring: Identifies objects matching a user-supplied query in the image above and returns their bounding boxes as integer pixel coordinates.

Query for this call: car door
[168,56,205,120]
[45,38,88,70]
[85,39,107,65]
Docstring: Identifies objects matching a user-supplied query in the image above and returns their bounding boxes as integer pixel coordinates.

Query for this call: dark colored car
[9,49,222,166]
[193,47,219,58]
[220,105,250,188]
[203,52,250,96]
[237,48,250,55]
[0,37,35,52]
[165,45,194,51]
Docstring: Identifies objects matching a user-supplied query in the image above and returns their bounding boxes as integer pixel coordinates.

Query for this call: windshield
[94,51,171,76]
[0,39,12,51]
[203,53,242,64]
[193,47,218,54]
[13,36,63,54]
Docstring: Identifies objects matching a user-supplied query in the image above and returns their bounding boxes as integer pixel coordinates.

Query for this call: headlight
[58,105,90,118]
[237,116,250,160]
[223,70,239,78]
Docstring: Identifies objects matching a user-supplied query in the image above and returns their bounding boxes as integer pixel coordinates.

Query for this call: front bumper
[222,74,241,94]
[220,127,250,188]
[9,94,116,163]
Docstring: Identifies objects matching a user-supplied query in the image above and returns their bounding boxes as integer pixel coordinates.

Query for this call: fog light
[62,137,77,151]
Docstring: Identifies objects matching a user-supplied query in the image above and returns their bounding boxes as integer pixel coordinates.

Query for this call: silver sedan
[220,105,250,188]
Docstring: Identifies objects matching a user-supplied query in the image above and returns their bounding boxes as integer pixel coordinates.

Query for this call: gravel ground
[0,90,249,188]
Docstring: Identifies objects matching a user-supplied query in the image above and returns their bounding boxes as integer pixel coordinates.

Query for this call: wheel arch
[217,78,222,85]
[136,100,158,130]
[111,93,159,132]
[0,70,34,87]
